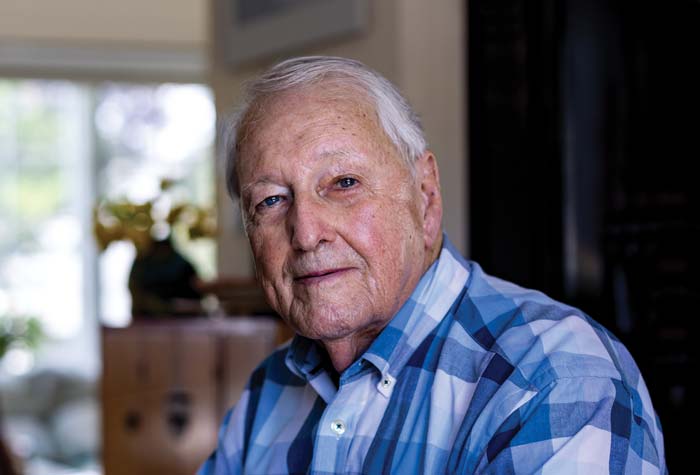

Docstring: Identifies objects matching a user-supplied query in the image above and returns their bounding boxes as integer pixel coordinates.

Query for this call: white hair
[223,55,428,198]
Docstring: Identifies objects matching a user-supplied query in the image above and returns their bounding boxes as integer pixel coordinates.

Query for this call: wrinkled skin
[237,84,443,371]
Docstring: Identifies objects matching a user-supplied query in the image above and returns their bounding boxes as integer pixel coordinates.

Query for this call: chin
[290,306,371,342]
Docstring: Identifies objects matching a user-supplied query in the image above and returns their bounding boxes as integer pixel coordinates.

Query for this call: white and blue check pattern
[199,237,666,474]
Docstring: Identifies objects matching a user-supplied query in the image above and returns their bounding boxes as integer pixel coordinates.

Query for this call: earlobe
[416,151,443,248]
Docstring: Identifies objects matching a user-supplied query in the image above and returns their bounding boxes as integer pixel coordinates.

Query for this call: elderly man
[199,56,665,474]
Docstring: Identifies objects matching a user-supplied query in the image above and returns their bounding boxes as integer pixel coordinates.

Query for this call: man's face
[237,86,438,342]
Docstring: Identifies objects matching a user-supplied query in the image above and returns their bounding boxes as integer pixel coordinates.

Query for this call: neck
[321,322,384,372]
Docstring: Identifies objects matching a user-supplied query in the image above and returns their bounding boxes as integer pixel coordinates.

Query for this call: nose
[288,195,335,252]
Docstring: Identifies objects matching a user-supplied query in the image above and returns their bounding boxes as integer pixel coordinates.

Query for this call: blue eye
[261,196,281,207]
[338,177,358,188]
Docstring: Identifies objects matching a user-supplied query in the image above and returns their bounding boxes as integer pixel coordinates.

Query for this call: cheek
[249,230,285,282]
[349,201,419,267]
[346,202,388,251]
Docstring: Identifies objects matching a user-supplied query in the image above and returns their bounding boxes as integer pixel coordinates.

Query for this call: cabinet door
[102,319,278,475]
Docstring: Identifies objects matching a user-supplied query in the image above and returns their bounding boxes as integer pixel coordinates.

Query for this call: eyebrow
[327,148,383,172]
[240,177,281,198]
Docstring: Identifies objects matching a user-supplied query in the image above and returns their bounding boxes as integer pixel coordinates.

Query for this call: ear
[415,151,443,250]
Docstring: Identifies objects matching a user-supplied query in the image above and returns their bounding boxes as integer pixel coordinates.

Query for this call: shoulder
[451,262,643,392]
[443,263,665,472]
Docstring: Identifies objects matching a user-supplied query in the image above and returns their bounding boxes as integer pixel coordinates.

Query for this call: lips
[293,267,353,284]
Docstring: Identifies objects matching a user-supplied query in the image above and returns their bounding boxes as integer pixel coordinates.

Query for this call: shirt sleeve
[196,389,251,475]
[475,376,667,475]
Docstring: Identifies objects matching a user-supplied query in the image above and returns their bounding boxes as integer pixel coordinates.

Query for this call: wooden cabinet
[102,317,280,475]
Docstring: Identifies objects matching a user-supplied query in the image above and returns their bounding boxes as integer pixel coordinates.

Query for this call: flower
[93,179,216,256]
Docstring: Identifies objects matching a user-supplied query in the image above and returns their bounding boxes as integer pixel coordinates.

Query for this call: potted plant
[93,179,216,318]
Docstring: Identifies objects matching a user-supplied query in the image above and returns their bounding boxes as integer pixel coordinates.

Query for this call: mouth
[293,267,353,284]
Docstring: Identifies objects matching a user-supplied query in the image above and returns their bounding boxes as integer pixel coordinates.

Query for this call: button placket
[321,382,357,442]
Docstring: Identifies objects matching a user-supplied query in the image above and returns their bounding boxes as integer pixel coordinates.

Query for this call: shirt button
[381,378,392,388]
[331,419,346,436]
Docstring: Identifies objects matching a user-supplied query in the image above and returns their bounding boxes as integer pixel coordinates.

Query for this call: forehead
[241,84,391,154]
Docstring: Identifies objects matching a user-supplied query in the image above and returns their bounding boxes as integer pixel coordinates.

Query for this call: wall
[0,0,209,81]
[212,0,468,277]
[0,0,206,45]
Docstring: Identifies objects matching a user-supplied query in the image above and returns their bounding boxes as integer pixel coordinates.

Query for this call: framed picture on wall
[224,0,369,65]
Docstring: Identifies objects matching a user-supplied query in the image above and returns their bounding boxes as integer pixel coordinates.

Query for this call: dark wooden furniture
[101,317,280,475]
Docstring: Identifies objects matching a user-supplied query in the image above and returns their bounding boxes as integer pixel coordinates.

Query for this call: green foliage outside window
[0,314,42,360]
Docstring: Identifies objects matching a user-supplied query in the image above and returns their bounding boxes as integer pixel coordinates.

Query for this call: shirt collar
[285,235,470,386]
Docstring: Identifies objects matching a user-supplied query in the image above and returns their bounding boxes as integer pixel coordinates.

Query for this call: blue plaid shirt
[199,237,666,474]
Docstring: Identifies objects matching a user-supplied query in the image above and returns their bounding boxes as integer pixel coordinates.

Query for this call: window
[0,78,215,474]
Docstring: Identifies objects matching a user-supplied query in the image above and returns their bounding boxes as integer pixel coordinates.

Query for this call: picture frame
[224,0,369,65]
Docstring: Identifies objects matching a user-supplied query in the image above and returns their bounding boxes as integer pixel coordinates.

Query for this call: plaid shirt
[199,237,666,474]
